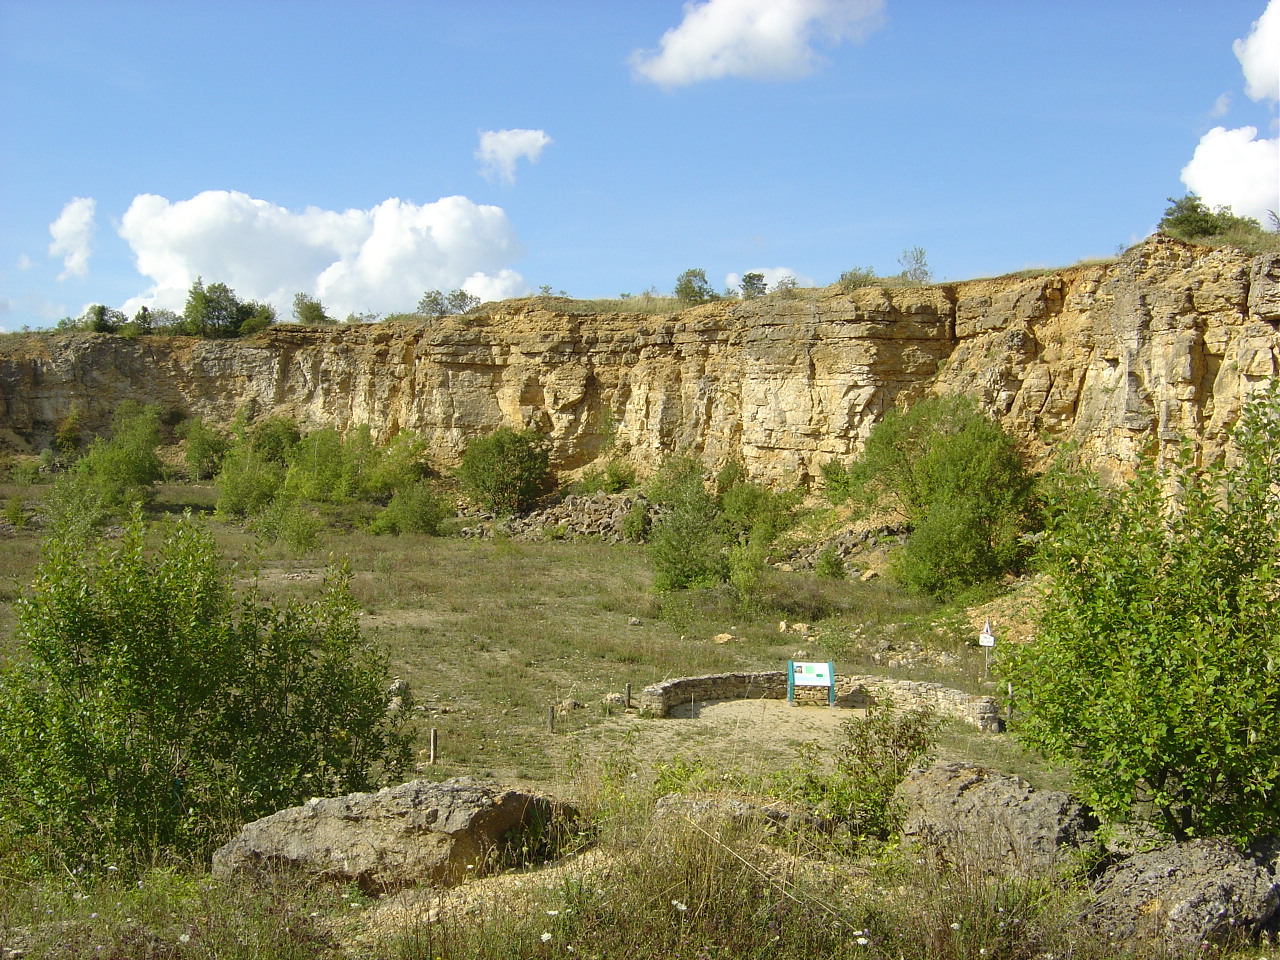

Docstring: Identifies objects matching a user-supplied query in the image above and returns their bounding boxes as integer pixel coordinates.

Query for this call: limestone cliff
[2,237,1277,484]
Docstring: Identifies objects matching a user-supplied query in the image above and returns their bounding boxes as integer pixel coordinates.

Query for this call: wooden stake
[548,704,556,733]
[429,727,438,765]
[625,682,631,709]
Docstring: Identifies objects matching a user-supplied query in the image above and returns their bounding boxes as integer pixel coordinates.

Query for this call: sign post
[788,660,836,707]
[979,619,996,678]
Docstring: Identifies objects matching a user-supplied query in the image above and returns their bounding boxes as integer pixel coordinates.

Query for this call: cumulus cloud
[475,129,551,184]
[1178,3,1280,223]
[725,267,814,292]
[48,197,96,280]
[17,254,34,271]
[631,0,884,89]
[1233,0,1279,102]
[118,190,525,318]
[1181,126,1279,222]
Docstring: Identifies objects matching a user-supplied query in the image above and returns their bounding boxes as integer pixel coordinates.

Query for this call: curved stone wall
[638,671,1001,732]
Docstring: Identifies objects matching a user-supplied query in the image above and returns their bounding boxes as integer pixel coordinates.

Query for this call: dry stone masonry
[638,671,1000,731]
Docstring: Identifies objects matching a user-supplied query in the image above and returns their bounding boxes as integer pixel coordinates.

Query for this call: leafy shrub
[457,426,553,515]
[214,444,285,517]
[814,545,846,579]
[673,268,719,305]
[254,496,323,552]
[621,500,652,542]
[1006,386,1280,842]
[282,427,353,503]
[825,394,1035,599]
[0,511,412,869]
[359,430,430,500]
[369,479,450,535]
[178,416,230,480]
[772,703,939,842]
[838,266,878,291]
[67,402,163,510]
[573,458,636,495]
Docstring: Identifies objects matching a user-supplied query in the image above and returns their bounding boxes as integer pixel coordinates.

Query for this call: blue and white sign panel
[788,660,836,706]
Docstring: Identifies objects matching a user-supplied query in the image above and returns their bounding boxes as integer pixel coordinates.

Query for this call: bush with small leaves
[814,546,846,579]
[369,479,449,535]
[0,511,412,869]
[838,267,878,292]
[458,426,553,515]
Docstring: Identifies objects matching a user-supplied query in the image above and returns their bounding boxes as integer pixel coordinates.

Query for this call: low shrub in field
[458,426,553,515]
[0,510,412,871]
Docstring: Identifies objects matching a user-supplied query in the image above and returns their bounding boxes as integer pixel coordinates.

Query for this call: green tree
[823,394,1034,598]
[457,426,552,515]
[897,246,931,284]
[739,272,767,300]
[0,511,412,868]
[292,292,333,325]
[1005,386,1280,842]
[65,402,164,511]
[417,289,481,318]
[673,268,718,305]
[838,267,877,292]
[178,416,230,481]
[1158,193,1261,242]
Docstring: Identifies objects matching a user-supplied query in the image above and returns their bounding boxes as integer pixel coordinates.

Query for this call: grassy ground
[2,481,1262,959]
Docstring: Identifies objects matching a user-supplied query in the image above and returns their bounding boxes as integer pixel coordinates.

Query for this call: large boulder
[1085,838,1279,947]
[211,777,579,893]
[895,761,1097,875]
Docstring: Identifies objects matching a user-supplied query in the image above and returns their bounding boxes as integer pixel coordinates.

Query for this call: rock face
[211,778,579,893]
[1085,838,1279,947]
[895,761,1098,875]
[2,238,1277,484]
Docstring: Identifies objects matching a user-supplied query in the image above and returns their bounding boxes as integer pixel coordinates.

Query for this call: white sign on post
[791,661,832,686]
[978,618,996,648]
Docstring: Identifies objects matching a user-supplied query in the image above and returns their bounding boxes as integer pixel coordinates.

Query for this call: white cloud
[16,254,34,271]
[1233,0,1279,102]
[117,190,526,319]
[725,266,815,293]
[1209,92,1231,118]
[475,129,552,184]
[48,197,96,280]
[1181,125,1280,222]
[630,0,884,89]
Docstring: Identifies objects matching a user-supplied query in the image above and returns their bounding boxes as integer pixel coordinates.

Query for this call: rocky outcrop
[1085,838,1279,947]
[211,778,579,893]
[2,238,1276,484]
[895,761,1098,875]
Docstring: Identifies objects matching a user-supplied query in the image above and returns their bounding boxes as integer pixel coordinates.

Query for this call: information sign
[787,660,836,707]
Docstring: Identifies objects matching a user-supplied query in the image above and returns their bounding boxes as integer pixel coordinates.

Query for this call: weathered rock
[653,793,831,834]
[211,778,578,893]
[896,761,1097,875]
[2,238,1276,486]
[1085,838,1279,947]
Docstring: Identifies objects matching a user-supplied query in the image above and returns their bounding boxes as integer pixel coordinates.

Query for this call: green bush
[824,394,1035,599]
[178,416,230,481]
[621,500,651,542]
[66,403,164,510]
[253,496,323,552]
[369,479,450,535]
[772,703,938,842]
[0,511,412,869]
[1006,386,1280,842]
[457,426,553,515]
[672,268,719,305]
[838,266,878,292]
[214,444,285,518]
[814,545,846,579]
[282,427,353,503]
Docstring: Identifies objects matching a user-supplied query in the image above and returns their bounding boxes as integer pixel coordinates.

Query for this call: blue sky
[2,0,1277,329]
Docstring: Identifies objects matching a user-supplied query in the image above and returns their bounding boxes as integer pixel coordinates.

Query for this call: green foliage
[53,408,82,456]
[825,394,1034,599]
[772,703,939,842]
[457,426,553,515]
[4,494,26,528]
[244,415,300,463]
[283,427,353,502]
[1159,193,1260,240]
[417,288,482,317]
[1005,386,1280,842]
[738,271,767,299]
[358,430,430,500]
[66,402,164,511]
[621,499,652,543]
[178,416,230,480]
[672,268,718,305]
[291,292,333,325]
[253,496,324,552]
[814,545,846,579]
[214,444,285,517]
[178,278,275,338]
[573,458,636,495]
[369,479,450,535]
[838,266,878,292]
[896,246,932,284]
[0,511,411,868]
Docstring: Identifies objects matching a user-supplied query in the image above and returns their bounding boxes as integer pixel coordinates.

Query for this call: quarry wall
[2,237,1277,484]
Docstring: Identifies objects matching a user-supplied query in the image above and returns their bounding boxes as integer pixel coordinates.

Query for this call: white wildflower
[541,932,553,943]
